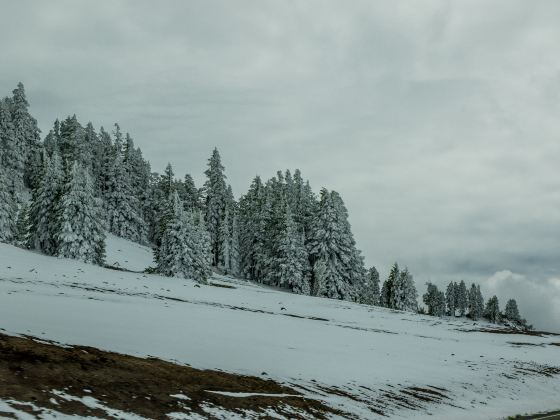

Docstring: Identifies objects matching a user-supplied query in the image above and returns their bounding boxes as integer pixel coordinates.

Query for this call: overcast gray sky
[1,0,559,332]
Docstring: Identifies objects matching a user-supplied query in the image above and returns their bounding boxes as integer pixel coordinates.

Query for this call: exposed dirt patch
[0,333,342,419]
[460,327,559,337]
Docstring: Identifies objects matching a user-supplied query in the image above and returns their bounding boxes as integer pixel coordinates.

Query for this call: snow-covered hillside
[0,240,559,419]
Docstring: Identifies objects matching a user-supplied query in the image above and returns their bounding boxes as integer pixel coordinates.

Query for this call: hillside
[0,238,559,419]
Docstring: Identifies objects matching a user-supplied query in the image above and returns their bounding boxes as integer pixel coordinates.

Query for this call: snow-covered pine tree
[393,268,417,312]
[11,83,42,192]
[456,280,468,316]
[312,259,327,297]
[446,282,457,316]
[13,203,30,248]
[156,193,211,283]
[504,299,521,324]
[54,163,105,265]
[238,176,266,281]
[0,97,24,198]
[190,211,213,283]
[182,173,200,211]
[381,263,399,308]
[423,283,445,316]
[359,266,380,305]
[0,160,17,243]
[485,295,500,323]
[272,206,310,294]
[468,283,480,320]
[307,189,365,301]
[204,148,228,266]
[43,119,61,157]
[475,285,485,320]
[27,150,64,255]
[105,153,146,243]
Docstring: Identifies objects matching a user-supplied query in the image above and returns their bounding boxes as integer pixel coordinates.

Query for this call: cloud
[483,270,560,333]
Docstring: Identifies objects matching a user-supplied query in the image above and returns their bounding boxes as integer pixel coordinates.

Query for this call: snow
[1,240,559,419]
[104,233,153,272]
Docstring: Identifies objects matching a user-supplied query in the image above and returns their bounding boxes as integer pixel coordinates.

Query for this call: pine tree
[393,267,417,312]
[381,263,399,308]
[13,204,30,248]
[0,97,24,197]
[182,173,200,211]
[156,192,211,283]
[504,299,521,323]
[456,280,468,316]
[307,189,365,301]
[54,163,105,265]
[272,206,310,294]
[485,295,501,323]
[28,151,64,255]
[106,154,146,243]
[446,282,457,316]
[312,259,327,297]
[0,161,16,243]
[204,148,228,266]
[423,283,445,316]
[468,283,482,320]
[11,83,41,192]
[360,266,380,305]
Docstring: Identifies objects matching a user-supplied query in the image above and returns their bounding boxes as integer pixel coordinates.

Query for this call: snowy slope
[104,233,154,272]
[0,241,559,419]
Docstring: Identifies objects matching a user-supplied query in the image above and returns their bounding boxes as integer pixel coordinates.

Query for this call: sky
[1,0,560,332]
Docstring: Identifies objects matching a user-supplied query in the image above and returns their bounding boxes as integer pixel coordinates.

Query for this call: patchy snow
[170,393,191,401]
[0,241,559,419]
[205,391,301,398]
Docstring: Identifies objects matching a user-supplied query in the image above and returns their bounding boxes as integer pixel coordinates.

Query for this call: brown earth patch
[0,333,343,419]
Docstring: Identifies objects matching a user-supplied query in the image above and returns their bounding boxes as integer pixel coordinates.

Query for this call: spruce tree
[312,259,327,297]
[54,163,105,265]
[504,299,521,323]
[28,151,64,255]
[360,266,380,305]
[393,267,417,312]
[273,206,310,294]
[456,280,468,316]
[423,283,445,316]
[204,148,228,266]
[485,295,501,323]
[0,162,16,243]
[307,189,365,301]
[381,263,399,308]
[0,97,24,197]
[446,282,457,316]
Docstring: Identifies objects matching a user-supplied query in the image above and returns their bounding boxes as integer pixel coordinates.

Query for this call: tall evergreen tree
[423,283,446,316]
[456,280,468,316]
[0,161,16,242]
[307,188,365,301]
[504,299,521,323]
[156,192,211,283]
[312,259,327,297]
[381,263,399,308]
[485,295,501,323]
[360,266,380,305]
[28,151,64,255]
[393,267,417,312]
[54,163,105,265]
[204,148,228,266]
[446,281,457,316]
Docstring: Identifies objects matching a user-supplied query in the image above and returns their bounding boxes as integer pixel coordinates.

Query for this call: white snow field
[1,238,559,419]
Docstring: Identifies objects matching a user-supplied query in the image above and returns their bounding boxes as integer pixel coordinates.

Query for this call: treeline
[0,83,370,301]
[0,83,531,329]
[421,281,530,329]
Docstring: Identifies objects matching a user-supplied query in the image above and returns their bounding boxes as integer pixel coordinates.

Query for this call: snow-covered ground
[0,238,559,419]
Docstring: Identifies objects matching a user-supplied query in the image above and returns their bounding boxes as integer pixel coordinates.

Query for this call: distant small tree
[446,282,456,316]
[360,266,380,305]
[381,262,399,308]
[456,280,468,316]
[504,299,521,324]
[423,283,445,316]
[485,295,501,323]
